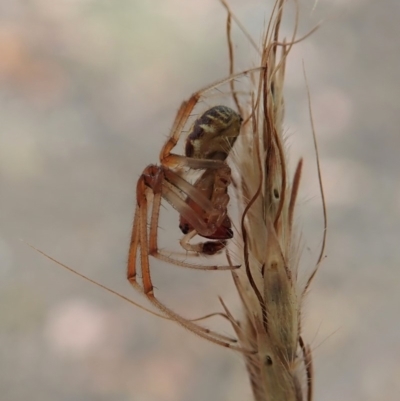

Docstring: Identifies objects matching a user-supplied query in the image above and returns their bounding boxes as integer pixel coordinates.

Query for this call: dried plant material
[220,1,327,400]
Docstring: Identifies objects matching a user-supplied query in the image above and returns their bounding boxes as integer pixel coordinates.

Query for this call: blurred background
[1,0,399,400]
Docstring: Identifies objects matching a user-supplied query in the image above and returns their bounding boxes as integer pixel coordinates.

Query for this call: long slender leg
[127,182,247,348]
[138,193,153,295]
[127,175,148,291]
[164,169,215,214]
[145,291,255,352]
[126,206,141,286]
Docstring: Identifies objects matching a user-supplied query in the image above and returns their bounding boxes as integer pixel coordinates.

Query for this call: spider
[129,103,241,268]
[126,73,257,350]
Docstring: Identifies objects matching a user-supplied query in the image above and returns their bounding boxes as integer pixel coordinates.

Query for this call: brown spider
[129,104,241,268]
[126,74,257,349]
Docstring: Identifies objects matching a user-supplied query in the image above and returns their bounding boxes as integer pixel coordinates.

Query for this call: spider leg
[145,291,256,353]
[164,169,215,215]
[127,174,147,290]
[127,172,250,351]
[127,206,141,286]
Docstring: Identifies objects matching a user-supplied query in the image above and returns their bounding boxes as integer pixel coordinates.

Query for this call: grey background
[1,1,399,400]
